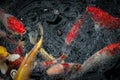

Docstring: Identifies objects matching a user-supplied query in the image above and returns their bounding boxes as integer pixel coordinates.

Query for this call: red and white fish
[0,9,26,35]
[74,41,120,78]
[65,14,86,45]
[86,6,120,30]
[67,41,120,79]
[46,62,81,76]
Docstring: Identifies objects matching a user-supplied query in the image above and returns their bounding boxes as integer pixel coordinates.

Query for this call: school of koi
[0,0,120,80]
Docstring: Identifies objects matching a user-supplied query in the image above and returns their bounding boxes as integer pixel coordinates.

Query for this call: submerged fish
[86,6,120,30]
[0,9,26,35]
[65,15,85,45]
[14,23,43,80]
[69,41,120,79]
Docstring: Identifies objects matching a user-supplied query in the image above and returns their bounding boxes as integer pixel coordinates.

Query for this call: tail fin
[38,22,43,37]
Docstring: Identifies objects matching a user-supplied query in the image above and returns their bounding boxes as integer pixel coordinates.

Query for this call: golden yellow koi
[14,23,43,80]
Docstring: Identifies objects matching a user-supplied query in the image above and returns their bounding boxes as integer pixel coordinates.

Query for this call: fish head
[86,6,104,23]
[86,6,98,15]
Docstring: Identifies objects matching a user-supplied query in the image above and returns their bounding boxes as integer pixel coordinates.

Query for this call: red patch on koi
[61,63,70,68]
[74,64,81,71]
[7,16,26,34]
[99,41,120,55]
[65,17,84,45]
[44,61,55,67]
[86,6,120,29]
[9,57,24,69]
[60,54,67,60]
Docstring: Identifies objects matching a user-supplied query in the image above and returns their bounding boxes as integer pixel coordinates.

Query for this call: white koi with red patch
[73,41,120,78]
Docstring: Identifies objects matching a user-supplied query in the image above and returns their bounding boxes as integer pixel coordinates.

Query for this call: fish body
[0,9,26,35]
[86,6,120,30]
[14,23,43,80]
[65,15,85,45]
[80,41,120,76]
[69,41,120,79]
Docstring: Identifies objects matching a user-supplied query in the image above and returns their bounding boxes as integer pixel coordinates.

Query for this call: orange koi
[86,6,120,30]
[65,14,85,45]
[0,9,26,35]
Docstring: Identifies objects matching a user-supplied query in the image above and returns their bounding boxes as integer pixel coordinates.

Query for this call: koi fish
[70,41,120,79]
[14,23,43,80]
[86,6,120,30]
[65,14,85,45]
[46,63,81,76]
[0,9,26,35]
[0,46,10,74]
